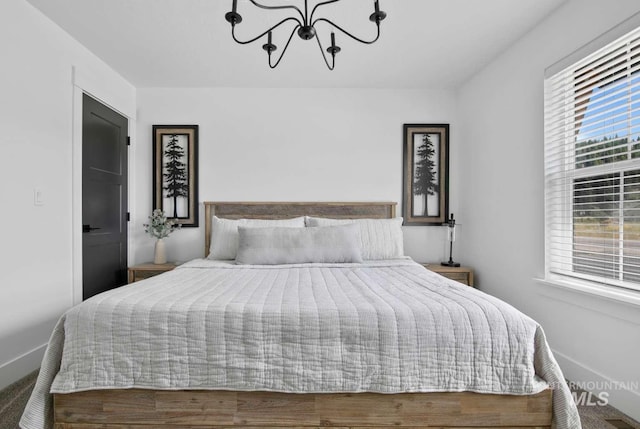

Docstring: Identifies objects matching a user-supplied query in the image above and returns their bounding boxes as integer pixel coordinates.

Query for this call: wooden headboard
[203,201,397,257]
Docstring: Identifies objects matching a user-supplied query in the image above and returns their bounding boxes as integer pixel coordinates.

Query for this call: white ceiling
[26,0,566,89]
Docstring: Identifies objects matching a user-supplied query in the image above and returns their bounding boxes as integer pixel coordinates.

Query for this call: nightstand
[423,264,474,287]
[127,262,179,283]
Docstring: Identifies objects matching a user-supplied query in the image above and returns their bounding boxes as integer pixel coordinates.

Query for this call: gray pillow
[208,216,306,260]
[236,224,363,265]
[305,217,404,260]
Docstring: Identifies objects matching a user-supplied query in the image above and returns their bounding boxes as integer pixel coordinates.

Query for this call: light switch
[34,188,44,206]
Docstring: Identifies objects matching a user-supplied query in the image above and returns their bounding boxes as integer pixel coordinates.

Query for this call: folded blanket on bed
[20,258,580,429]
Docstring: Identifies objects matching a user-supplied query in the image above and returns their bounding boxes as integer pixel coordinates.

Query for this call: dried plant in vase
[143,209,180,264]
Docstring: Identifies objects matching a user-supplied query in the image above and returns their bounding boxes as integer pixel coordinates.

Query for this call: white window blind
[544,25,640,292]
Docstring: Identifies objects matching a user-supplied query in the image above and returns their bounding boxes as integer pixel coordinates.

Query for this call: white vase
[154,238,167,264]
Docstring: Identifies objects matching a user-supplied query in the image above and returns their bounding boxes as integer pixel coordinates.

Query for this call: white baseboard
[0,344,45,391]
[553,348,640,421]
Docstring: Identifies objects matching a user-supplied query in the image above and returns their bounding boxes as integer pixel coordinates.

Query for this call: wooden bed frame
[54,201,552,429]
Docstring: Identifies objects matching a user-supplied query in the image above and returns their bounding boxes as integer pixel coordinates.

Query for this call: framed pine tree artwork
[153,125,199,227]
[402,124,449,225]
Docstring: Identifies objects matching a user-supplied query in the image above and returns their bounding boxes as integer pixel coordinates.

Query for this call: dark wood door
[82,94,128,300]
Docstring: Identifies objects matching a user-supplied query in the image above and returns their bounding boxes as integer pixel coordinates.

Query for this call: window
[544,25,640,292]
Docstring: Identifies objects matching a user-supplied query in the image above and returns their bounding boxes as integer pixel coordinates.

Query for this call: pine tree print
[163,135,189,218]
[413,133,438,216]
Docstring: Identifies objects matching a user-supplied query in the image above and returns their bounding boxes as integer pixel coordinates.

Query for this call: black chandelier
[224,0,387,70]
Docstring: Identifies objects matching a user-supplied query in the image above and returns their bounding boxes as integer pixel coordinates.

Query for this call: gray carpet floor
[1,371,638,429]
[0,370,38,429]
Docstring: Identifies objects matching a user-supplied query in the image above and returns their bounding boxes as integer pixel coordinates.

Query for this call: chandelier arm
[309,0,340,23]
[268,25,301,69]
[248,0,305,23]
[315,32,335,71]
[231,16,301,45]
[312,17,381,44]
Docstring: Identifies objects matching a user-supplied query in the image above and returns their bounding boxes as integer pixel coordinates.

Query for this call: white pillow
[305,217,404,260]
[236,224,363,265]
[208,216,305,260]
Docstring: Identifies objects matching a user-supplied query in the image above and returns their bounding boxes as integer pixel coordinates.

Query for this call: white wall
[0,0,135,389]
[12,0,640,421]
[457,0,640,420]
[133,88,458,264]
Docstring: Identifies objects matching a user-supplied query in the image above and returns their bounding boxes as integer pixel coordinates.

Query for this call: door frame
[72,66,136,305]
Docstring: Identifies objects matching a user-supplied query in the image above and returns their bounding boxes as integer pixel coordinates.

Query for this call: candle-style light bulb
[262,30,276,54]
[369,0,386,25]
[326,31,341,58]
[225,0,242,26]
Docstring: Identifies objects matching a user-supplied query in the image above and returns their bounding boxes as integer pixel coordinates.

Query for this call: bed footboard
[54,389,552,428]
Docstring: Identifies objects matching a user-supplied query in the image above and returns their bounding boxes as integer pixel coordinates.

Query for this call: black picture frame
[402,124,449,225]
[153,125,199,227]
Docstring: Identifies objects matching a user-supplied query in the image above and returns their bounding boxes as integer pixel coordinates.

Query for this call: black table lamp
[442,213,460,267]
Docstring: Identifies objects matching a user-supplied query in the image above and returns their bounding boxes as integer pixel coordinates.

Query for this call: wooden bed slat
[207,201,397,219]
[54,389,552,428]
[54,426,351,429]
[55,426,551,429]
[54,427,551,429]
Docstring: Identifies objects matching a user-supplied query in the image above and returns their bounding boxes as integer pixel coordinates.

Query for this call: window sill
[535,276,640,308]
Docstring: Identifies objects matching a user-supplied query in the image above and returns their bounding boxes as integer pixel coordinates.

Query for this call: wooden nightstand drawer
[128,262,179,284]
[422,264,474,287]
[442,272,470,285]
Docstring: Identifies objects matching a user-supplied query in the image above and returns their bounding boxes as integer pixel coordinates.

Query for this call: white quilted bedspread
[21,258,581,429]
